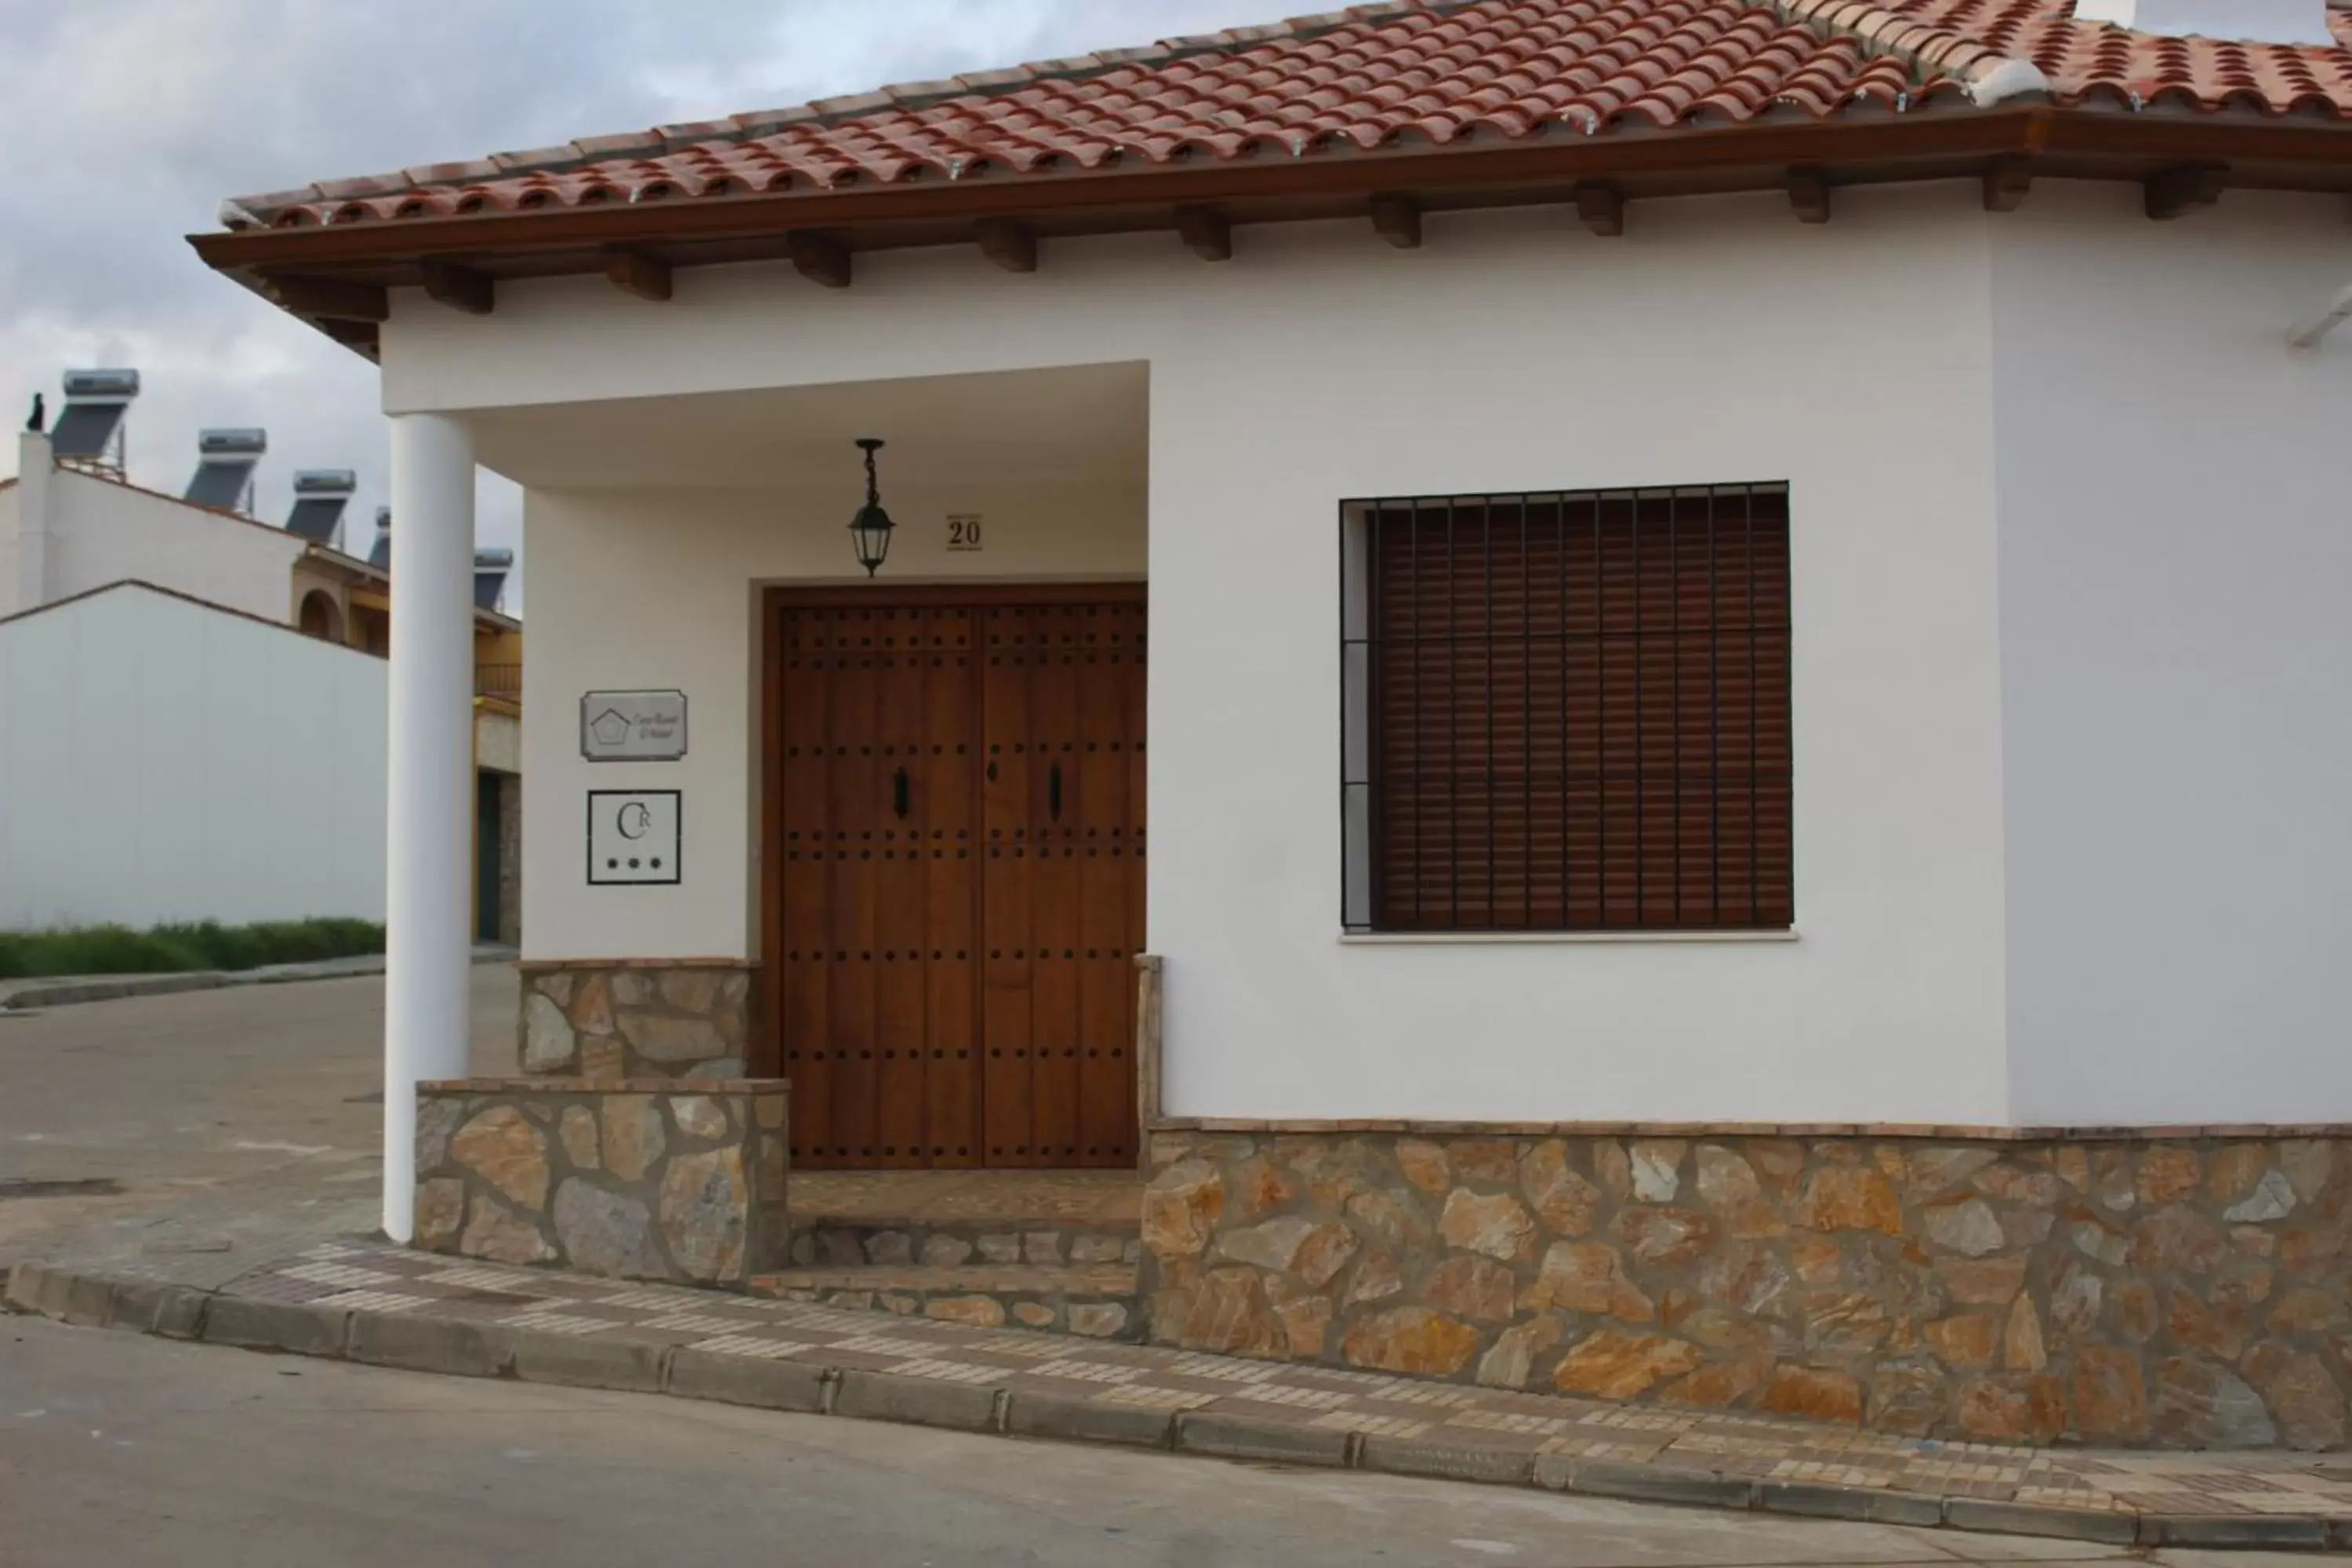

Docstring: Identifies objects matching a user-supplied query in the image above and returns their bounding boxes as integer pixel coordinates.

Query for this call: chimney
[285,469,356,549]
[50,368,138,479]
[184,427,266,515]
[368,506,391,569]
[2071,0,2336,42]
[14,426,55,612]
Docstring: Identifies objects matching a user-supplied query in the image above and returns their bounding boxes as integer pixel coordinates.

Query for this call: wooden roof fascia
[193,111,2066,272]
[201,108,2352,360]
[191,106,2352,282]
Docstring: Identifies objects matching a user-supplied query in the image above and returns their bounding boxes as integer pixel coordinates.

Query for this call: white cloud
[0,0,1277,603]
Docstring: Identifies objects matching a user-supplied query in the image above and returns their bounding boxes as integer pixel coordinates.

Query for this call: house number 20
[947,514,983,552]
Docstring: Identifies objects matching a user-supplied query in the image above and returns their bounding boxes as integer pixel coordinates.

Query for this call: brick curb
[0,948,514,1012]
[5,1259,2347,1554]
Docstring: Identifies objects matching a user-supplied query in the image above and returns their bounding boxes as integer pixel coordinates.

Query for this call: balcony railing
[475,662,521,702]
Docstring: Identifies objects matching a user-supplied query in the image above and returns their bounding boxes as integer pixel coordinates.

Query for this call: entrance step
[749,1262,1142,1341]
[784,1170,1142,1271]
[772,1171,1145,1340]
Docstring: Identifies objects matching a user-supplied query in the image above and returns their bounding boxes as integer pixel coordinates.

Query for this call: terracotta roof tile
[219,0,2352,231]
[1888,0,2352,114]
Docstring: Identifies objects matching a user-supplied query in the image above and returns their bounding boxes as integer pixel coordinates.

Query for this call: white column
[383,414,476,1240]
[15,430,55,612]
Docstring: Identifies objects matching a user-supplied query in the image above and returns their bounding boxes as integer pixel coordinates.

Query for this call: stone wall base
[1143,1128,2352,1450]
[518,960,753,1080]
[416,1078,789,1287]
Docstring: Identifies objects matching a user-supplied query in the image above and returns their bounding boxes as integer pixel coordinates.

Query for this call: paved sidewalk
[0,944,516,1011]
[13,1240,2352,1555]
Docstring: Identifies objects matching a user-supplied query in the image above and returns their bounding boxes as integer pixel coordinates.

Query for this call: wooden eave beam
[317,318,382,358]
[188,111,2058,270]
[260,274,388,321]
[1368,194,1421,248]
[1787,165,1832,224]
[2145,162,2228,220]
[975,216,1037,272]
[1575,181,1625,236]
[786,230,851,288]
[417,256,494,314]
[189,110,2352,286]
[1982,154,2034,212]
[1174,205,1232,261]
[604,246,672,300]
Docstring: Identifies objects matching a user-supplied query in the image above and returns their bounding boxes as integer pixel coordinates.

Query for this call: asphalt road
[0,965,514,1279]
[1,1316,2288,1568]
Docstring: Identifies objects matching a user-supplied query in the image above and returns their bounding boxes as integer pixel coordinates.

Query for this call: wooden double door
[764,586,1145,1170]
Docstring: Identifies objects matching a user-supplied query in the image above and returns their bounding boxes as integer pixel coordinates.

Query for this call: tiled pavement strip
[13,1240,2352,1555]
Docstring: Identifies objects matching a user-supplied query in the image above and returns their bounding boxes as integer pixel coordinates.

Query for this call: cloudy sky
[0,0,1274,608]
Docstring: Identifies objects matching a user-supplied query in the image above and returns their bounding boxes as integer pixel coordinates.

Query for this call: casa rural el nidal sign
[580,689,687,761]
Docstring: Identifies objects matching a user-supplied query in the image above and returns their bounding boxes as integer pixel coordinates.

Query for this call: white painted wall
[1993,187,2352,1123]
[402,186,2012,1125]
[0,484,17,612]
[476,705,522,775]
[0,583,388,927]
[8,435,54,612]
[2072,0,2336,45]
[519,474,1143,961]
[48,467,305,622]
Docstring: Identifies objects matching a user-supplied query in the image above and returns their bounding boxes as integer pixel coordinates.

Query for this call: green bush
[0,918,387,980]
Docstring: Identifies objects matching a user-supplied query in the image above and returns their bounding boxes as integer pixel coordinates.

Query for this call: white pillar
[15,430,55,612]
[383,413,476,1240]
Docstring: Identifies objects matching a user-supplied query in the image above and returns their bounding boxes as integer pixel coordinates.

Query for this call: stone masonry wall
[416,1078,789,1287]
[495,772,521,948]
[1143,1129,2352,1450]
[518,962,753,1081]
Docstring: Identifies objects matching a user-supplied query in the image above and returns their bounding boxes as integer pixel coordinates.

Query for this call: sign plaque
[581,690,687,761]
[587,790,681,886]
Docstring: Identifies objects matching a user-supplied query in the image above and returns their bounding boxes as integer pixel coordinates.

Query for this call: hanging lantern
[848,437,894,577]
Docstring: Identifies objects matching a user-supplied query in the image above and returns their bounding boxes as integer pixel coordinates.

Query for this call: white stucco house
[192,0,2352,1447]
[0,396,525,935]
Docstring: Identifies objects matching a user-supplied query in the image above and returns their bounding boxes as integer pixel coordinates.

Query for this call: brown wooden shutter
[1366,488,1791,931]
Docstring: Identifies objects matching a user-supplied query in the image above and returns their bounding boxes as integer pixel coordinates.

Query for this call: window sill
[1339,928,1798,946]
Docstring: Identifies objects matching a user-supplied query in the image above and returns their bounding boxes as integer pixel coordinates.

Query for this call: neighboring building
[0,580,391,930]
[0,375,523,937]
[202,0,2352,1446]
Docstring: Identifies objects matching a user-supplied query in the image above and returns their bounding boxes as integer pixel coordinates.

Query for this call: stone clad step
[786,1170,1143,1272]
[750,1261,1140,1340]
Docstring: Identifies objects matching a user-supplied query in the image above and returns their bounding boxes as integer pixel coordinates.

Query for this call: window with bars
[1341,485,1793,934]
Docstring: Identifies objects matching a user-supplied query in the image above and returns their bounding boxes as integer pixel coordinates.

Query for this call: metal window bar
[1339,482,1792,934]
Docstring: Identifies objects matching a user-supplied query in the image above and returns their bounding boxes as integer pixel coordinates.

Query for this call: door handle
[1049,762,1062,822]
[893,766,909,819]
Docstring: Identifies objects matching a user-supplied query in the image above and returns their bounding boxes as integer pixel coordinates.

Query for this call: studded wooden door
[768,588,1143,1171]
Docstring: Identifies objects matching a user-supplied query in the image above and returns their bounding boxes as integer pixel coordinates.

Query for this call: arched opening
[297,588,344,643]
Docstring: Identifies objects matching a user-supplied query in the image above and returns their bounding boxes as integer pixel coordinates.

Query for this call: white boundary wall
[45,470,306,623]
[0,583,387,927]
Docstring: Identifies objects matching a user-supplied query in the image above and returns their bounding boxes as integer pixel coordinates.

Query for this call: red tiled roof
[1896,0,2352,112]
[221,1,1995,230]
[221,0,2352,232]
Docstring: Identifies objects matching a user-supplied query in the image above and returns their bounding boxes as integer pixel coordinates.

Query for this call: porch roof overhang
[191,103,2352,364]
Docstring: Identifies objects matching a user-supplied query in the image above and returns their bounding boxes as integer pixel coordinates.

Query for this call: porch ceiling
[461,362,1145,491]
